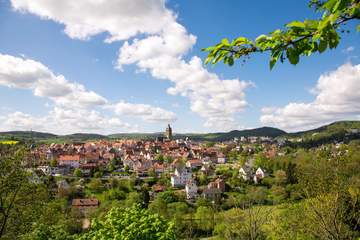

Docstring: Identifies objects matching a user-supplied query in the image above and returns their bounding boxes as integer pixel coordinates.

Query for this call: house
[171,166,192,187]
[202,188,221,203]
[217,153,227,164]
[208,178,226,192]
[185,179,198,200]
[239,166,265,183]
[253,167,265,183]
[239,165,253,181]
[72,198,99,215]
[153,162,166,175]
[58,155,80,168]
[186,159,202,169]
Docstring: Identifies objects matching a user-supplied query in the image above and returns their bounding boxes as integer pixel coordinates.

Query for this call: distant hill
[0,131,107,143]
[180,127,286,141]
[283,121,360,146]
[1,121,359,144]
[0,131,57,141]
[108,133,162,140]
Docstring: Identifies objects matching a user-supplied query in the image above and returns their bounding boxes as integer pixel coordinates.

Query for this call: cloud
[260,63,360,131]
[10,0,174,42]
[0,53,177,132]
[0,108,137,134]
[10,0,253,131]
[0,54,107,108]
[111,101,177,122]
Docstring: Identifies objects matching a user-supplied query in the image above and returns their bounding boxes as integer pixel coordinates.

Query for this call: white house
[239,165,252,181]
[253,167,265,183]
[217,153,227,164]
[185,179,198,199]
[171,166,192,187]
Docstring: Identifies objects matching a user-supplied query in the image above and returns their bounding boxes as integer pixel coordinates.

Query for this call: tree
[78,205,176,240]
[149,197,168,218]
[155,154,165,162]
[203,0,360,69]
[74,168,82,178]
[87,179,104,193]
[195,206,214,234]
[164,155,173,164]
[214,206,270,240]
[0,145,49,239]
[274,170,287,186]
[124,192,142,208]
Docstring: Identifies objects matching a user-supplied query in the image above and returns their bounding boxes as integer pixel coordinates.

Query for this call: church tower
[165,124,173,140]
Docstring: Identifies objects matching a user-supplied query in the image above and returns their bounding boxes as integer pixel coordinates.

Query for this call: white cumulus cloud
[10,0,253,131]
[10,0,174,42]
[0,53,177,133]
[0,54,107,108]
[260,63,360,131]
[111,101,177,123]
[0,108,137,135]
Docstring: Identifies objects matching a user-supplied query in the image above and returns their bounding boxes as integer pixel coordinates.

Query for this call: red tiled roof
[59,155,80,161]
[72,198,99,207]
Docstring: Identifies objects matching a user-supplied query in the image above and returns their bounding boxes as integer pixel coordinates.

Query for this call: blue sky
[0,0,359,134]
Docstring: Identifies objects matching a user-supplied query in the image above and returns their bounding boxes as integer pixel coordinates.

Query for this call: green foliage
[195,206,214,232]
[155,154,165,162]
[87,179,104,193]
[22,223,75,240]
[164,155,173,164]
[204,0,360,69]
[78,205,176,240]
[124,192,142,208]
[157,191,179,204]
[74,168,82,178]
[0,145,49,239]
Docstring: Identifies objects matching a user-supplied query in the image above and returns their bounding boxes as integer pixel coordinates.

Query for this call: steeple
[165,124,173,140]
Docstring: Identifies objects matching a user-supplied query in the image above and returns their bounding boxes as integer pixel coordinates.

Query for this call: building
[217,153,227,164]
[202,188,221,203]
[72,198,99,215]
[165,124,173,140]
[208,178,226,192]
[239,166,265,183]
[253,167,265,183]
[58,155,80,168]
[186,159,202,169]
[185,179,198,199]
[171,166,192,187]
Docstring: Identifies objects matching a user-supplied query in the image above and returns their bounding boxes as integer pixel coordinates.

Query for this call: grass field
[0,140,19,145]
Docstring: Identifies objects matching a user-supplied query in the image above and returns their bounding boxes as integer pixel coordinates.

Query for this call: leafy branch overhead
[203,0,360,69]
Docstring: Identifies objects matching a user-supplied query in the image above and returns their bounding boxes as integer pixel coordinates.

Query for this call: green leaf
[269,50,282,70]
[318,39,327,53]
[286,21,305,29]
[318,17,330,30]
[304,20,319,29]
[255,34,268,42]
[323,0,338,12]
[234,37,251,45]
[286,48,300,65]
[357,24,360,32]
[221,38,230,46]
[228,57,234,66]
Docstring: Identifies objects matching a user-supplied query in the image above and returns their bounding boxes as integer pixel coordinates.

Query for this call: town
[28,124,278,207]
